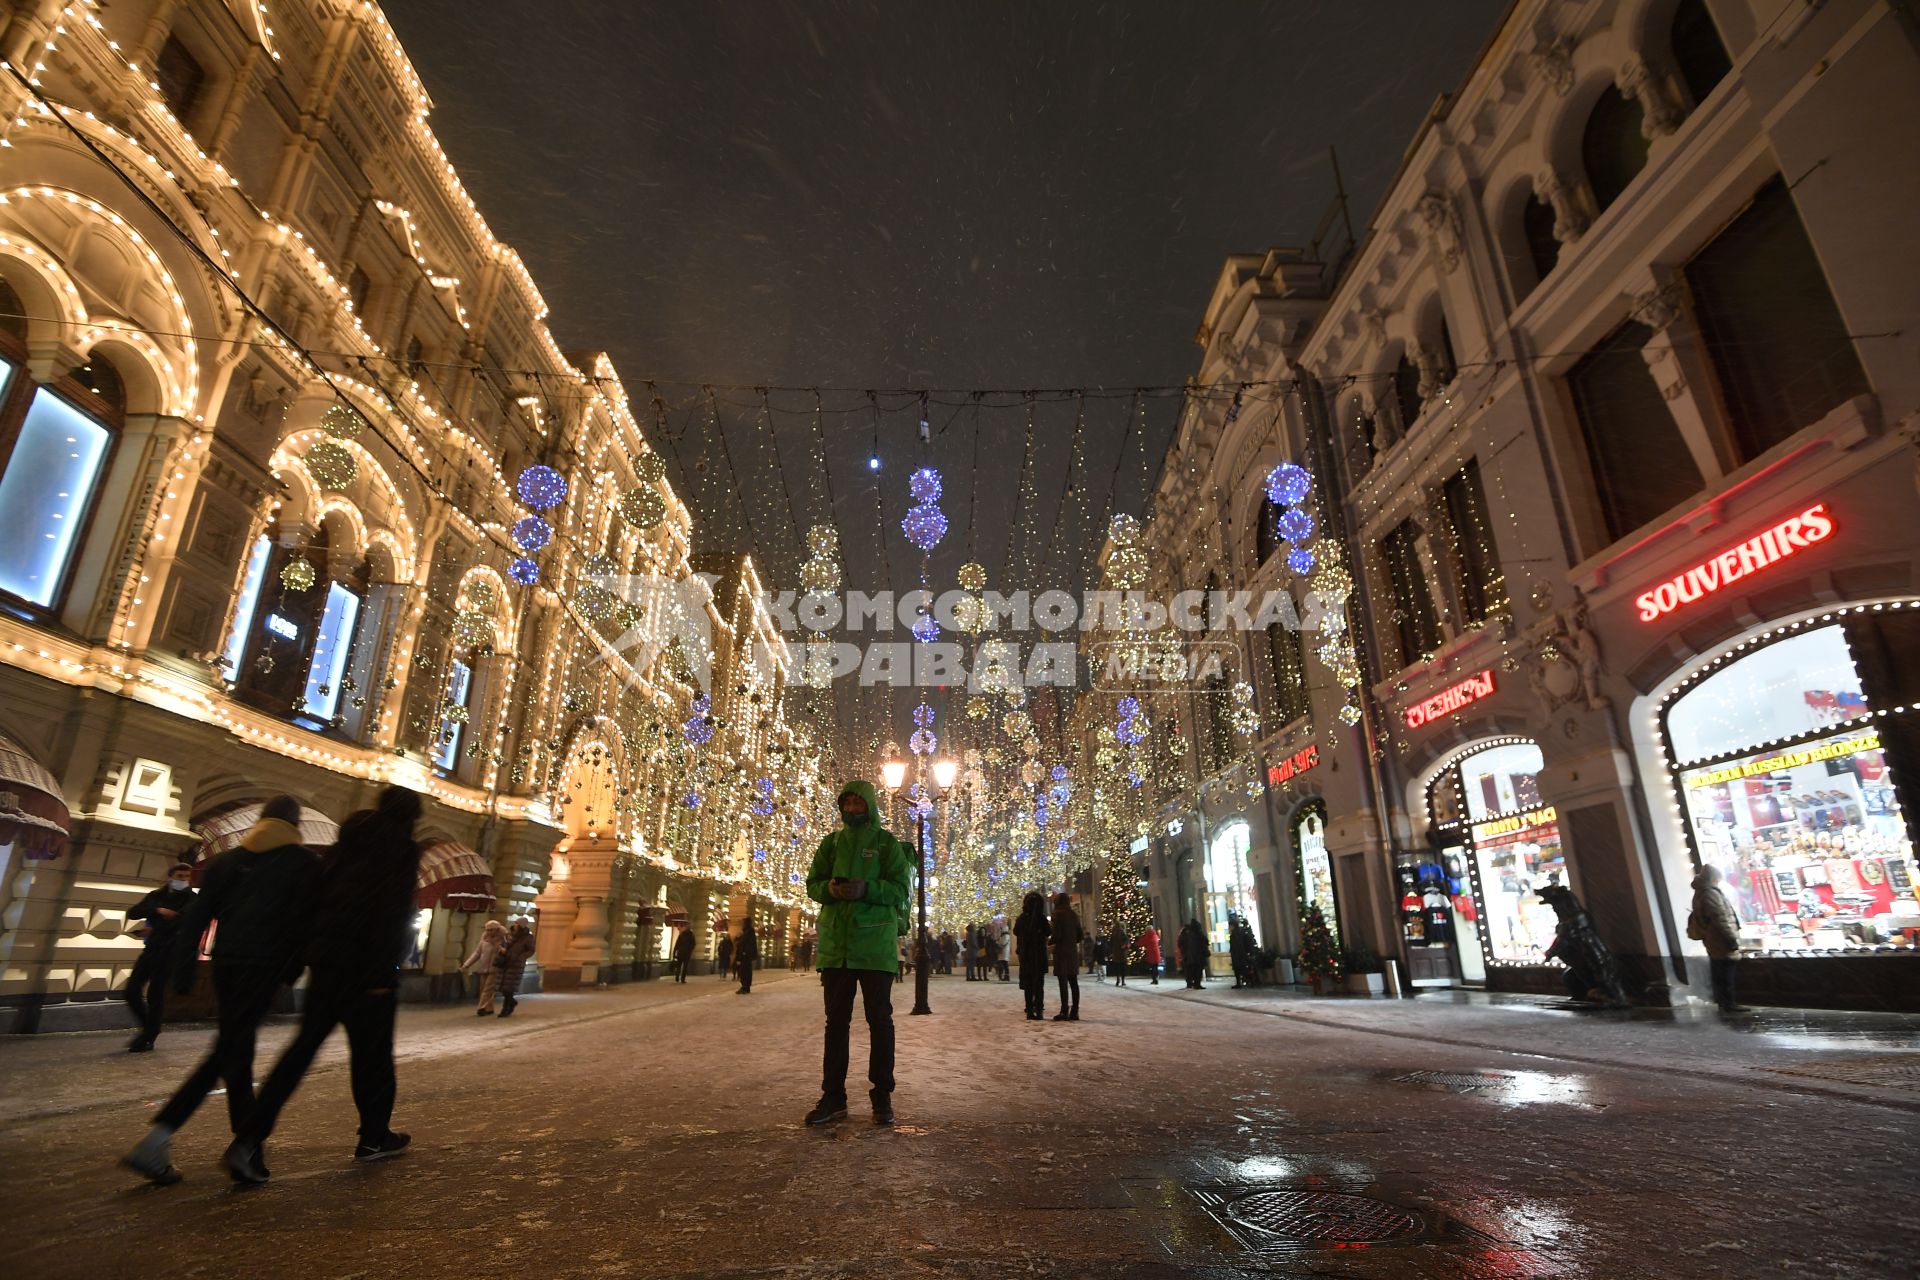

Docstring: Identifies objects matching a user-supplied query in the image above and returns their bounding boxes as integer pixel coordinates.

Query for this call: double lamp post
[880,753,957,1016]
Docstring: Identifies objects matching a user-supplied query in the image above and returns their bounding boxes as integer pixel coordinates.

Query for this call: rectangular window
[155,34,205,121]
[1686,178,1870,461]
[221,535,272,677]
[0,383,113,607]
[1442,460,1508,625]
[1382,520,1441,668]
[301,583,360,721]
[434,659,473,771]
[1566,320,1704,543]
[1267,620,1308,727]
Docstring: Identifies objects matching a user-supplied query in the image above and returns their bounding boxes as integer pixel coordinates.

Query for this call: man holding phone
[804,779,912,1128]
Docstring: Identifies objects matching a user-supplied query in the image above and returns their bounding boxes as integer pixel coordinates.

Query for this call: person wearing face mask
[123,861,197,1052]
[803,779,912,1127]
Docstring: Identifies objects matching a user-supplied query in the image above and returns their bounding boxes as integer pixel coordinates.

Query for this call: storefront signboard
[1471,805,1558,844]
[1635,502,1835,622]
[1683,731,1880,789]
[1266,743,1320,786]
[1405,670,1496,729]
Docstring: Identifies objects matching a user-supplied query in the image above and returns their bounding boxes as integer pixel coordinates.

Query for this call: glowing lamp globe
[516,465,567,511]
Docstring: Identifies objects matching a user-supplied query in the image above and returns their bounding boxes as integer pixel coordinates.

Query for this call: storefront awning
[416,838,494,912]
[195,802,339,866]
[0,733,68,860]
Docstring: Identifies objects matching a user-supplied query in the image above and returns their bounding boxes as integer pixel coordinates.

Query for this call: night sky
[386,1,1508,746]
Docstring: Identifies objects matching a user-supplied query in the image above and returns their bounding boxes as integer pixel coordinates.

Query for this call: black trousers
[738,959,754,992]
[1708,955,1738,1009]
[672,955,690,982]
[125,946,169,1041]
[1055,970,1079,1014]
[240,968,398,1145]
[1185,964,1205,988]
[154,961,284,1133]
[820,967,895,1104]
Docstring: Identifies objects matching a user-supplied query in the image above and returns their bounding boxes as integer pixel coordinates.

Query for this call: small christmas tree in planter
[1297,903,1341,994]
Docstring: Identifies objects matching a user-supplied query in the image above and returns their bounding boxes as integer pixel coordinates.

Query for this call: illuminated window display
[1668,624,1917,953]
[1425,739,1566,969]
[1293,804,1339,949]
[1205,820,1257,954]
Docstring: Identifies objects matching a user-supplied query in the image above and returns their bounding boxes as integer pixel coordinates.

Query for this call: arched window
[0,343,122,609]
[1582,85,1651,215]
[1255,497,1282,567]
[1671,0,1731,107]
[1391,351,1424,434]
[1434,315,1459,388]
[231,518,370,731]
[1522,192,1560,285]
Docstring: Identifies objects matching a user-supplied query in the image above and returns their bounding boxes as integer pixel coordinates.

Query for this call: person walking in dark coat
[672,927,695,983]
[221,786,425,1183]
[735,918,759,994]
[1688,865,1748,1013]
[1108,923,1129,986]
[123,860,196,1052]
[716,930,734,979]
[1012,892,1051,1020]
[1179,919,1208,989]
[1050,894,1084,1021]
[963,925,978,981]
[120,796,318,1186]
[496,919,535,1014]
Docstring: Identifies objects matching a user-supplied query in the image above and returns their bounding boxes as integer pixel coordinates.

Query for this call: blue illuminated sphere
[1265,462,1312,507]
[908,467,943,503]
[511,515,552,552]
[1277,507,1316,543]
[516,465,567,511]
[508,558,540,585]
[1287,546,1317,575]
[901,502,948,551]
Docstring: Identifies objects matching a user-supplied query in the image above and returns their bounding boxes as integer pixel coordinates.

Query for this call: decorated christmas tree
[1102,864,1154,971]
[1298,902,1342,981]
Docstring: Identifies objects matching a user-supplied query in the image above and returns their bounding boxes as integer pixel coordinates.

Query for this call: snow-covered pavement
[4,971,1914,1278]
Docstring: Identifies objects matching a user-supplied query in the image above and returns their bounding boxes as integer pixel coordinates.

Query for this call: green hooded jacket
[807,779,913,973]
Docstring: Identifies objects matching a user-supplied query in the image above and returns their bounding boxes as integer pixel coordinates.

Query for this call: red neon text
[1635,503,1835,623]
[1405,669,1496,729]
[1266,743,1320,785]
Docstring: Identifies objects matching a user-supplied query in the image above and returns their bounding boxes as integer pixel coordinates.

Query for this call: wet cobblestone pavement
[5,972,1916,1278]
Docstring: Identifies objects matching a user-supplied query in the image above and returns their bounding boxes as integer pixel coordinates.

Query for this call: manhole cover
[1396,1069,1516,1091]
[1224,1190,1421,1244]
[1759,1054,1920,1090]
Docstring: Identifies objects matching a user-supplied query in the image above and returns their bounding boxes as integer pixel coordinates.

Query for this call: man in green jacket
[804,779,912,1127]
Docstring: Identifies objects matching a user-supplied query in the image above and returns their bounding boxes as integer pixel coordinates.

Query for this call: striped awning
[194,802,339,865]
[0,733,68,859]
[416,837,494,911]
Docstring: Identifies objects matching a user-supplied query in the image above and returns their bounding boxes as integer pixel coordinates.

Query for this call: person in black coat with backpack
[123,860,197,1052]
[1012,892,1051,1020]
[735,918,759,994]
[221,785,424,1184]
[120,795,318,1186]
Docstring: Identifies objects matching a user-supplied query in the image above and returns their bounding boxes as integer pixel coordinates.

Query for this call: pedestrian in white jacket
[461,920,507,1015]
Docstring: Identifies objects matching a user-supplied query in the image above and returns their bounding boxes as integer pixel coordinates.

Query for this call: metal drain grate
[1758,1054,1920,1090]
[1395,1069,1517,1091]
[1224,1190,1422,1244]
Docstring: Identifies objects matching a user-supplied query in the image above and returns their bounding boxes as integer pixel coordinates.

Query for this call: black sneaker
[354,1132,411,1162]
[222,1139,269,1186]
[871,1098,895,1127]
[804,1099,848,1126]
[127,1036,154,1053]
[120,1143,182,1186]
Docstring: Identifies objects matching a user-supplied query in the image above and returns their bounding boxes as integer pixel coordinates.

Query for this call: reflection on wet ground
[5,976,1915,1279]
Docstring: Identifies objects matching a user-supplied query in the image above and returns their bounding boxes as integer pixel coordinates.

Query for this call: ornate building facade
[0,0,822,1031]
[1116,0,1920,1008]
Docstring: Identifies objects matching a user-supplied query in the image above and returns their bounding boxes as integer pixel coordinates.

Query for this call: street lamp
[882,752,956,1016]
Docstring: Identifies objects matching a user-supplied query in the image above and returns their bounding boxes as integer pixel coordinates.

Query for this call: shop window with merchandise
[1664,618,1918,955]
[1423,739,1563,975]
